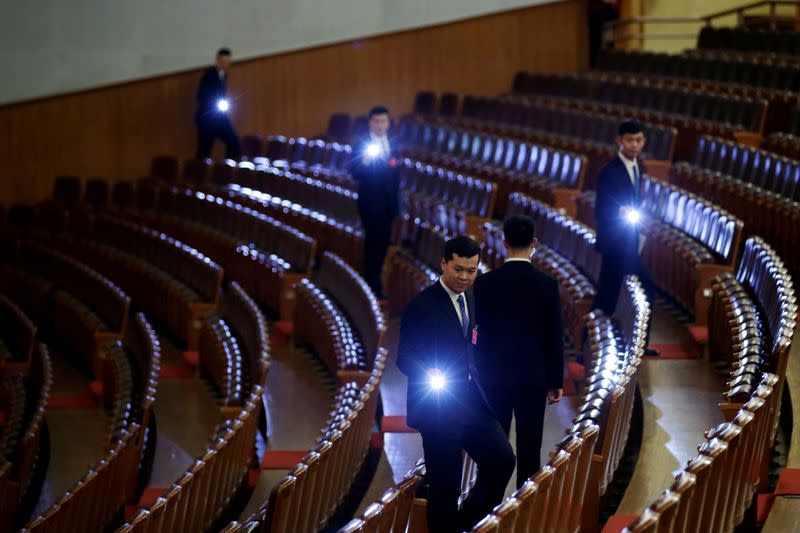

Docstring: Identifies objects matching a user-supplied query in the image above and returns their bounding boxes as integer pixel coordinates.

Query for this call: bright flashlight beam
[217,99,230,112]
[427,369,447,391]
[365,143,382,159]
[624,208,641,225]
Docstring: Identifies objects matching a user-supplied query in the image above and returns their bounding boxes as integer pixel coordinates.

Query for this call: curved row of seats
[396,158,496,235]
[397,117,587,215]
[592,50,797,134]
[7,240,130,376]
[613,372,781,533]
[0,294,38,374]
[670,135,800,273]
[23,312,161,532]
[119,385,263,532]
[451,94,676,185]
[709,237,797,412]
[115,279,269,531]
[697,26,800,57]
[221,252,387,531]
[0,319,51,532]
[763,130,800,160]
[410,91,677,173]
[596,48,800,93]
[225,351,386,533]
[129,185,316,318]
[510,72,767,158]
[638,176,743,316]
[488,192,600,347]
[41,213,223,350]
[295,251,386,380]
[602,240,796,531]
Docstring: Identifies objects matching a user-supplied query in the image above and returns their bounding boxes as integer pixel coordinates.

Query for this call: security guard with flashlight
[397,236,515,533]
[593,119,659,355]
[195,48,241,160]
[349,106,401,298]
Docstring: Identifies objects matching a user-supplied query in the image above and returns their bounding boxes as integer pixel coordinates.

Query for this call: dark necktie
[633,163,641,204]
[457,294,469,339]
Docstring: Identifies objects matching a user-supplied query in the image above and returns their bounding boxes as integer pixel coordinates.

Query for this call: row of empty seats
[118,284,268,531]
[227,349,387,532]
[638,176,744,316]
[763,129,800,160]
[592,50,798,133]
[607,372,782,533]
[0,294,37,373]
[596,48,800,92]
[200,281,271,412]
[485,192,601,347]
[224,183,364,274]
[23,313,161,532]
[509,72,767,159]
[131,185,316,318]
[0,331,51,532]
[670,135,800,273]
[120,385,263,532]
[40,212,223,350]
[222,252,387,531]
[708,237,797,411]
[697,26,800,57]
[396,159,496,236]
[449,94,677,186]
[397,117,587,215]
[295,251,386,379]
[8,240,130,376]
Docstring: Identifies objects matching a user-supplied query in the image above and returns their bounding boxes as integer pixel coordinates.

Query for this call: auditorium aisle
[33,350,108,515]
[355,295,726,518]
[611,297,723,515]
[239,329,336,519]
[145,337,221,490]
[762,334,800,532]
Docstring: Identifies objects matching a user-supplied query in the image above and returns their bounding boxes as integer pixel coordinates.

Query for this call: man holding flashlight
[349,106,401,299]
[397,236,515,533]
[194,48,241,160]
[593,120,659,355]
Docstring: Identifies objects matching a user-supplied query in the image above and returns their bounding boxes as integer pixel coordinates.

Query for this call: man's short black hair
[368,106,390,118]
[443,235,480,262]
[217,48,232,57]
[617,119,645,137]
[503,215,536,249]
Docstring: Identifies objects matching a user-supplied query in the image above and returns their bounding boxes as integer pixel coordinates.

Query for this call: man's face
[216,54,232,72]
[369,114,390,137]
[440,254,479,294]
[617,132,646,160]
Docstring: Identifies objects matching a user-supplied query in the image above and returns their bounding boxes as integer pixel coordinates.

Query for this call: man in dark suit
[348,106,401,298]
[473,215,565,488]
[593,119,658,355]
[195,48,241,160]
[397,236,515,533]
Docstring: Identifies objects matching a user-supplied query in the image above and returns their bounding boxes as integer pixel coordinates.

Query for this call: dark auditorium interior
[2,0,800,531]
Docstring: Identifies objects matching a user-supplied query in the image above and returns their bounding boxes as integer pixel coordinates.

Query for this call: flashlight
[622,206,641,226]
[217,98,230,112]
[364,142,382,160]
[427,368,447,391]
